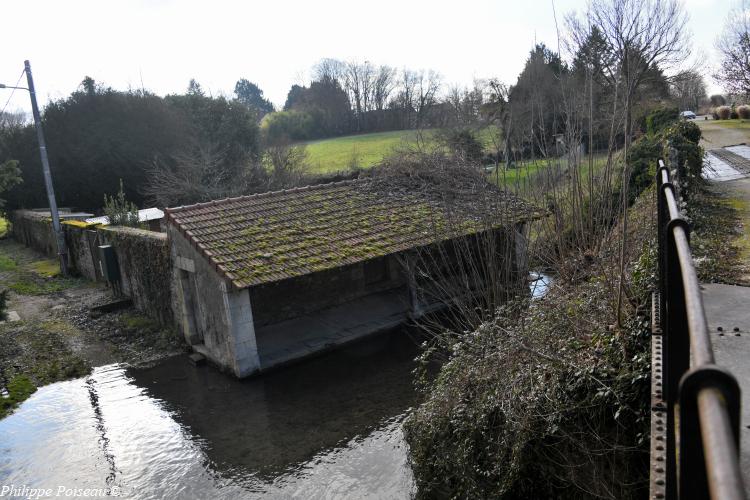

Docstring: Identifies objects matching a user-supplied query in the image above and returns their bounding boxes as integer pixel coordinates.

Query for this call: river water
[0,329,421,499]
[0,276,552,499]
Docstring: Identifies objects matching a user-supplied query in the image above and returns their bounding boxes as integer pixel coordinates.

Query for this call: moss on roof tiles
[166,179,537,288]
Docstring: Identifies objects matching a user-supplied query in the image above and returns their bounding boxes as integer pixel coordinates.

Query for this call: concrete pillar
[403,253,423,319]
[220,281,261,377]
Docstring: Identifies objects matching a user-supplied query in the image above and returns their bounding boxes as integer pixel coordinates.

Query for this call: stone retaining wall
[10,210,175,325]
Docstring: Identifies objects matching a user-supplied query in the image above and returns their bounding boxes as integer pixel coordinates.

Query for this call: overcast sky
[0,0,732,115]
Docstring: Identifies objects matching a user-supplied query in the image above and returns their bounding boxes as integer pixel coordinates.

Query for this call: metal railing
[653,159,745,500]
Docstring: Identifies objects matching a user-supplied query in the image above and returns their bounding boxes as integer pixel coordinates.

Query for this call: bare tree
[446,80,488,126]
[312,58,346,84]
[0,111,26,129]
[343,60,376,131]
[415,70,442,127]
[371,65,396,111]
[367,152,535,334]
[391,68,419,128]
[264,140,308,189]
[571,0,690,324]
[671,70,707,111]
[145,143,268,207]
[715,1,750,97]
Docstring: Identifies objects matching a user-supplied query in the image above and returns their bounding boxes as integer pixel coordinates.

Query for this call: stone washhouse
[165,178,535,377]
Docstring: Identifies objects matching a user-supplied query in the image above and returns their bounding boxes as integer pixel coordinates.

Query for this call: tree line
[9,0,750,215]
[0,78,273,211]
[264,59,444,141]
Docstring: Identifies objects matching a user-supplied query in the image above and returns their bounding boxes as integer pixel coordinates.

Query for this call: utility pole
[24,60,68,275]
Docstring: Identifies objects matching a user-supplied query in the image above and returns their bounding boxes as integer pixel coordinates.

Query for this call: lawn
[710,119,750,129]
[302,129,438,173]
[698,119,750,148]
[488,153,612,190]
[488,159,552,186]
[301,127,507,174]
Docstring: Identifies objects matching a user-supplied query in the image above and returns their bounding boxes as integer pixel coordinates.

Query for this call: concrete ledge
[701,283,750,489]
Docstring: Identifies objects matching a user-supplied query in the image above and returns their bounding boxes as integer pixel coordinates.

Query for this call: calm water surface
[0,329,421,499]
[1,277,549,499]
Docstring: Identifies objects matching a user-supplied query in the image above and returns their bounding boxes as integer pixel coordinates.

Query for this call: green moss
[0,375,37,418]
[40,319,80,336]
[0,255,17,271]
[30,259,61,277]
[9,276,78,295]
[31,356,90,384]
[726,195,750,262]
[121,312,159,331]
[204,188,512,285]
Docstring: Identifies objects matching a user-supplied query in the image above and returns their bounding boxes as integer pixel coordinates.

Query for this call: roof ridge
[165,178,361,215]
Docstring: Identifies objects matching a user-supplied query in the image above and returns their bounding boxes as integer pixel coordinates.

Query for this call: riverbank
[404,185,656,499]
[0,238,183,418]
[402,119,707,498]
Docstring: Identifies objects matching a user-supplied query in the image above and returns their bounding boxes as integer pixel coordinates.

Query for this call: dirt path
[0,238,183,417]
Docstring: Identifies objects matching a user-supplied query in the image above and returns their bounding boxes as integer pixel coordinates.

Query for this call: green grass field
[302,129,438,173]
[299,126,609,191]
[488,153,613,191]
[301,126,505,174]
[711,119,750,129]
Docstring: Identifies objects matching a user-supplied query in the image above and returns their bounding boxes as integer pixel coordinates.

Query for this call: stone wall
[10,210,175,326]
[99,226,173,325]
[10,210,58,256]
[63,221,103,281]
[168,223,261,376]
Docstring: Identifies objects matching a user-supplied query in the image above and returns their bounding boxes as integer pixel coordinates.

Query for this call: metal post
[657,165,668,343]
[24,60,68,275]
[679,366,742,500]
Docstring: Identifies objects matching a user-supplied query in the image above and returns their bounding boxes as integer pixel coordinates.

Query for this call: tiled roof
[165,179,537,288]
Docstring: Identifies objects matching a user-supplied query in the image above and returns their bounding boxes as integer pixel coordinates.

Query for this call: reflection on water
[530,271,552,298]
[0,329,421,499]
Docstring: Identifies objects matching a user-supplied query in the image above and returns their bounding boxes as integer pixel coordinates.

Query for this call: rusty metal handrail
[655,160,745,500]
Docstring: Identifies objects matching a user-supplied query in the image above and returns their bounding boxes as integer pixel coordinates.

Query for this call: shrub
[731,110,740,119]
[663,121,703,198]
[669,120,702,144]
[261,110,317,142]
[712,110,720,120]
[628,135,660,202]
[716,106,731,120]
[738,105,750,119]
[441,128,484,163]
[645,107,679,135]
[405,248,654,499]
[103,180,140,227]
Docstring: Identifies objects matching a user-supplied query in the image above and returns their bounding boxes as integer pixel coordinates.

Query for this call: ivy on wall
[102,227,173,325]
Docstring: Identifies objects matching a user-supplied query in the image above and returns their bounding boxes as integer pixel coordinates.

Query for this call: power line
[0,68,27,117]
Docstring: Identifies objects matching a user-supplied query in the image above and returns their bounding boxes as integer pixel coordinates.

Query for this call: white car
[680,111,696,120]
